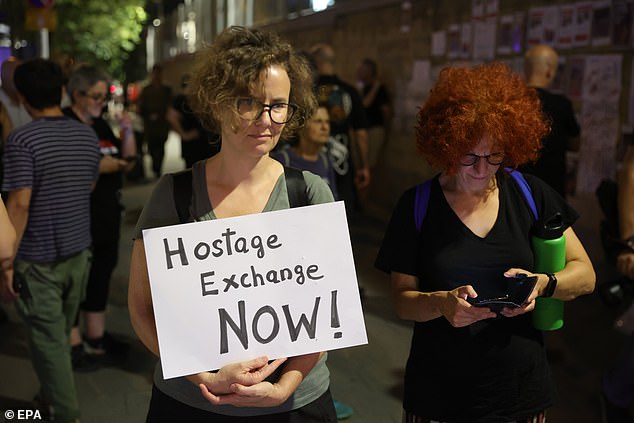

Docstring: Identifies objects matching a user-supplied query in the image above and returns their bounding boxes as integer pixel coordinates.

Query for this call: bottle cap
[532,212,565,240]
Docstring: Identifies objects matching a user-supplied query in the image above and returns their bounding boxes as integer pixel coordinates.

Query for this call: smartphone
[12,272,32,299]
[467,274,538,311]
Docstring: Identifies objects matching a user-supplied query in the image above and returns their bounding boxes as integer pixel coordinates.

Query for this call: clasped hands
[438,268,541,328]
[187,356,290,408]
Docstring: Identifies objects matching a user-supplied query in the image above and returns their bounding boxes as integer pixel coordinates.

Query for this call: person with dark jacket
[64,65,135,368]
[521,44,581,197]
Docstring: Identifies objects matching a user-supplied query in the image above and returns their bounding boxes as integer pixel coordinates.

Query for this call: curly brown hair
[188,26,316,140]
[415,62,549,174]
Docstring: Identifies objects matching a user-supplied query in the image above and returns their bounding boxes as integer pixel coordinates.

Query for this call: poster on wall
[473,19,496,60]
[566,56,586,101]
[557,5,576,49]
[576,55,622,193]
[432,30,446,57]
[527,6,559,46]
[574,2,594,46]
[447,24,461,59]
[472,0,484,20]
[461,22,473,59]
[484,0,499,18]
[591,0,612,46]
[497,13,524,55]
[612,0,633,47]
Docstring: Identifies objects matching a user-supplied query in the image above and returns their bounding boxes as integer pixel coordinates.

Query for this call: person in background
[271,104,338,200]
[0,58,32,200]
[64,64,135,369]
[375,62,595,422]
[138,64,172,178]
[0,58,32,138]
[0,196,15,262]
[128,26,337,422]
[357,58,391,174]
[1,58,100,423]
[600,142,634,423]
[166,74,219,168]
[522,44,580,197]
[310,43,370,216]
[272,104,354,421]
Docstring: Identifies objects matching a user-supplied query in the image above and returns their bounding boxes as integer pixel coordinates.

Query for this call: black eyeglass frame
[235,97,297,124]
[80,91,110,103]
[460,152,505,167]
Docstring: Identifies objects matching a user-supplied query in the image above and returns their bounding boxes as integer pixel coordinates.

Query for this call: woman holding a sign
[128,26,337,422]
[375,63,595,422]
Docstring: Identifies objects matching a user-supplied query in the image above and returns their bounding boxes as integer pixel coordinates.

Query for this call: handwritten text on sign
[142,201,368,379]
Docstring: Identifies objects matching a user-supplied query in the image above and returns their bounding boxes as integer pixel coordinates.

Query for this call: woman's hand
[439,285,497,327]
[189,356,287,405]
[499,268,541,318]
[199,379,289,408]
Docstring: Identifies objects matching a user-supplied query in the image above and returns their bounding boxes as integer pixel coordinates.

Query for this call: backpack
[414,169,538,231]
[171,166,309,223]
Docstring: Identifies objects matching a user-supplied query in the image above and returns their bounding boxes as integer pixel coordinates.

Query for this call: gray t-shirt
[134,160,333,416]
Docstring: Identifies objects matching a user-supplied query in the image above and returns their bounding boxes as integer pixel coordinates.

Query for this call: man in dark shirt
[310,43,370,215]
[167,75,219,168]
[522,44,580,197]
[138,64,172,177]
[1,59,100,423]
[357,58,391,170]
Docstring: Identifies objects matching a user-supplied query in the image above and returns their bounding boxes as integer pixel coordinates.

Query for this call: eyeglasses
[81,91,110,103]
[236,98,297,124]
[460,152,505,166]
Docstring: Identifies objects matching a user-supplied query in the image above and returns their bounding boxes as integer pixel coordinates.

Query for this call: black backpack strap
[284,166,309,208]
[172,169,193,223]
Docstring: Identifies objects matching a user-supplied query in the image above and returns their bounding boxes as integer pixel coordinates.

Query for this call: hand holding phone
[467,274,538,312]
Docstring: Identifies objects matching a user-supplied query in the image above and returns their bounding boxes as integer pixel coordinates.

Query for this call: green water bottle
[531,213,566,331]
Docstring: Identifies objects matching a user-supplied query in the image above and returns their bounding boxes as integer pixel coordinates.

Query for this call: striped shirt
[2,116,100,263]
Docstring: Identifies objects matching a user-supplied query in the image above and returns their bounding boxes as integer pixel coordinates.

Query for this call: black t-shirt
[375,172,579,421]
[63,107,123,243]
[172,94,219,166]
[521,88,580,196]
[315,74,368,212]
[362,83,390,128]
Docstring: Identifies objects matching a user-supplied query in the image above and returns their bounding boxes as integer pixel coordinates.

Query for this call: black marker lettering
[282,297,320,342]
[200,271,218,296]
[252,306,280,344]
[218,300,248,353]
[163,237,188,269]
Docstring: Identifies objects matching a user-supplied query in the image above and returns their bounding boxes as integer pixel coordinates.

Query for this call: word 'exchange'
[161,227,325,296]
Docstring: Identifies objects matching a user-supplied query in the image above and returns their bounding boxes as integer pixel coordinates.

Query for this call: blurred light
[312,0,331,12]
[153,18,161,27]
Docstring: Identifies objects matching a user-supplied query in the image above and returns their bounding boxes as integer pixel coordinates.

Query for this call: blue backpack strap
[506,168,538,221]
[414,179,433,232]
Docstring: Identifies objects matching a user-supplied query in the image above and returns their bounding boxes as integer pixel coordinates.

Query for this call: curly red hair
[415,62,549,174]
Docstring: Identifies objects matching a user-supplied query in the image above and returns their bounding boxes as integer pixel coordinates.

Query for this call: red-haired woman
[375,63,595,422]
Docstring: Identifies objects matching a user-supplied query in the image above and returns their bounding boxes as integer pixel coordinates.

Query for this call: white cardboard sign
[142,201,368,379]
